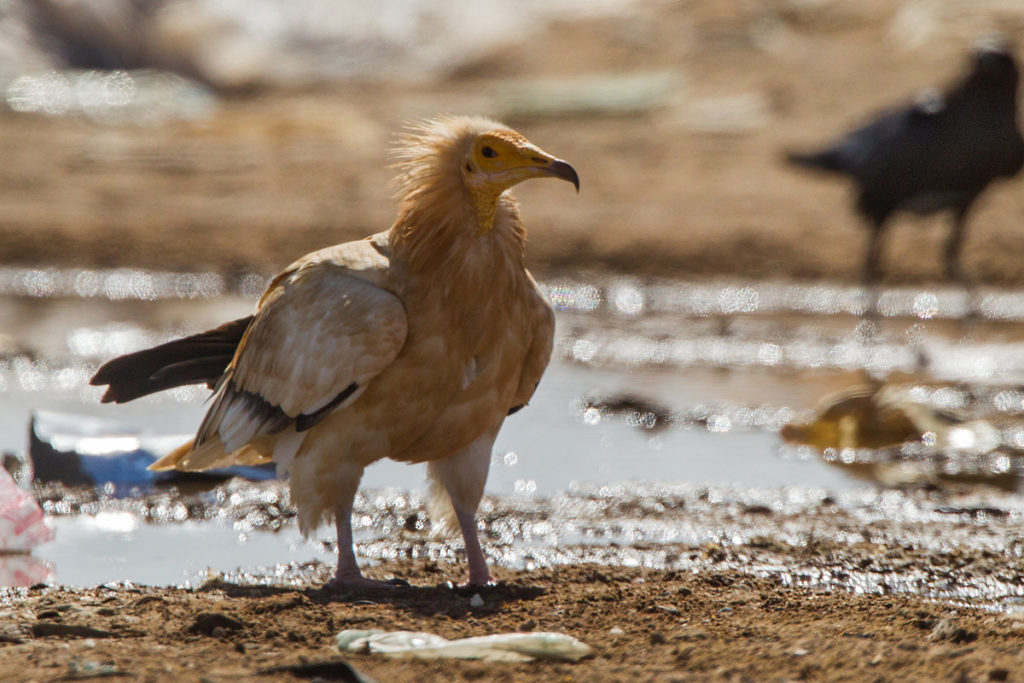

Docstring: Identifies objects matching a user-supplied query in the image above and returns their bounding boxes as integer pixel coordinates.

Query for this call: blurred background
[2,0,1023,281]
[5,0,1024,588]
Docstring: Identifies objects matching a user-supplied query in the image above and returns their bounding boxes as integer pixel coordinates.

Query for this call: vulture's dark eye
[481,146,497,158]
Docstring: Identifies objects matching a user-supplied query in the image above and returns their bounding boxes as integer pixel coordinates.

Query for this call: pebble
[928,617,976,644]
[66,660,121,677]
[469,594,484,609]
[31,623,117,639]
[189,612,244,636]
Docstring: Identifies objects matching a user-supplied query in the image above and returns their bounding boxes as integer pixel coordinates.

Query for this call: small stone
[718,607,733,615]
[469,594,485,609]
[518,619,537,632]
[66,660,120,677]
[675,645,695,662]
[650,631,667,645]
[928,617,976,644]
[211,626,227,639]
[31,623,116,639]
[609,626,625,636]
[705,573,732,587]
[189,612,244,636]
[791,647,809,657]
[655,604,681,616]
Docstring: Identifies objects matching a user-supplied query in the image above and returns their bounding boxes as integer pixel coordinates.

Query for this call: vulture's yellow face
[462,130,580,195]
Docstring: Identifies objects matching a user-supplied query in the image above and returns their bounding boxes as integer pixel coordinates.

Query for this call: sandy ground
[1,562,1023,682]
[5,1,1024,680]
[3,1,1024,284]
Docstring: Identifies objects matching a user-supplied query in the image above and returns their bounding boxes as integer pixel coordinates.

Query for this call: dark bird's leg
[944,204,979,318]
[861,219,887,320]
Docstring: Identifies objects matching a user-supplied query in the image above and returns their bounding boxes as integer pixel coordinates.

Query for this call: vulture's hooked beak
[545,158,581,192]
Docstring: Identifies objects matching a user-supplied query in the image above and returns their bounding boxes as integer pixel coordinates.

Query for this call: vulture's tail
[90,316,253,404]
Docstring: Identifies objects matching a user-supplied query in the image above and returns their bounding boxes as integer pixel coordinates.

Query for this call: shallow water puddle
[1,360,850,494]
[23,482,1024,613]
[33,515,331,588]
[4,270,1024,596]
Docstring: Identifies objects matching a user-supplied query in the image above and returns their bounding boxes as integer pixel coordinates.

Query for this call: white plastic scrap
[336,629,592,662]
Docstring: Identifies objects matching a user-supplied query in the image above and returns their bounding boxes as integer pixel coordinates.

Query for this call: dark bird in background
[786,41,1024,288]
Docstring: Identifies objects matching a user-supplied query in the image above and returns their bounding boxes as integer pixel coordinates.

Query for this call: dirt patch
[1,563,1022,681]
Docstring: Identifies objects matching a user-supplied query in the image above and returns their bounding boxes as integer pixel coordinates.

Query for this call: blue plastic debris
[29,411,276,492]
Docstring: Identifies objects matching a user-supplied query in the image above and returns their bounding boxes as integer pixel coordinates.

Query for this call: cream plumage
[90,115,579,587]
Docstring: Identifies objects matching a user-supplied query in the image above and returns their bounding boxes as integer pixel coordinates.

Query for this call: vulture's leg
[327,464,399,590]
[429,430,496,586]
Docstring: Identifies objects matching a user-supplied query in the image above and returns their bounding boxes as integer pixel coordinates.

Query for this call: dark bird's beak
[548,159,581,192]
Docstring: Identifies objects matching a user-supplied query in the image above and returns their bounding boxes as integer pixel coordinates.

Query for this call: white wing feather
[191,261,406,458]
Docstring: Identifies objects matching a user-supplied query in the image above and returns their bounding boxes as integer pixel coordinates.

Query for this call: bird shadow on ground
[200,579,548,618]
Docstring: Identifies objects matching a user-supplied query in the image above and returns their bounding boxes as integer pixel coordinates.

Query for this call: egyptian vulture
[90,115,579,588]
